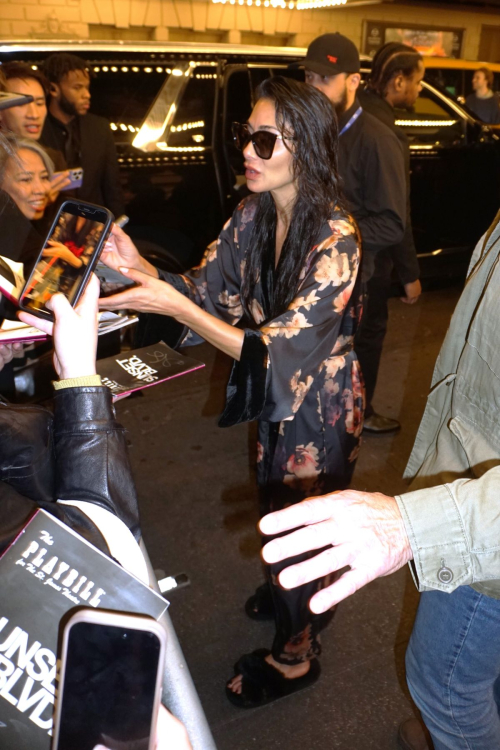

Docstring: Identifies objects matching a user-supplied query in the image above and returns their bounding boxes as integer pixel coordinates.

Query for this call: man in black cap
[295,33,407,433]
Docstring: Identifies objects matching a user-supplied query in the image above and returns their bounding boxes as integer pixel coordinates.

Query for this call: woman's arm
[100,265,245,361]
[99,224,160,279]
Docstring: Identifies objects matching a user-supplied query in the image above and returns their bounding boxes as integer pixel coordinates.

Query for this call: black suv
[2,41,500,279]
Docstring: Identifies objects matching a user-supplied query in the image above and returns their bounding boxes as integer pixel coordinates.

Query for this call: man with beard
[295,33,406,288]
[40,53,124,218]
[295,34,407,431]
[353,43,424,434]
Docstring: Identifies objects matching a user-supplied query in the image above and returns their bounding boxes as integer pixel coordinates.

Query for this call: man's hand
[260,490,413,613]
[401,279,422,305]
[18,274,99,380]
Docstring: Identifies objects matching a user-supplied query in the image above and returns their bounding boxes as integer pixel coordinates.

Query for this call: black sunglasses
[231,122,294,160]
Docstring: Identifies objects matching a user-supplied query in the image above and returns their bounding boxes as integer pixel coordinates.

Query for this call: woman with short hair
[0,132,53,221]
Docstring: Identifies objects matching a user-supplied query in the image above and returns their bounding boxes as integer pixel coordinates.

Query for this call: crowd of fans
[1,43,500,750]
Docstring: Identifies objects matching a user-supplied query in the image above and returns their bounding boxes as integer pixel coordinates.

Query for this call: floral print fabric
[179,194,364,662]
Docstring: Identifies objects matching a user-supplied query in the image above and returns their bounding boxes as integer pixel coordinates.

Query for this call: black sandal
[245,582,275,621]
[225,648,321,708]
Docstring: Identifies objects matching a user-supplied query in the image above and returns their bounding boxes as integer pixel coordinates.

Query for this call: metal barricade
[140,541,218,750]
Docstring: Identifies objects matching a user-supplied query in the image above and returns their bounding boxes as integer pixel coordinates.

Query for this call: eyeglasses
[231,122,294,160]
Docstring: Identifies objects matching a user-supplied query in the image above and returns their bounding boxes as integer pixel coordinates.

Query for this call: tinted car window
[425,68,463,98]
[224,68,253,176]
[88,63,220,268]
[395,84,465,148]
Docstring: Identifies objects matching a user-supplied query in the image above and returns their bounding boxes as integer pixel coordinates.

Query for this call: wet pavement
[115,284,462,750]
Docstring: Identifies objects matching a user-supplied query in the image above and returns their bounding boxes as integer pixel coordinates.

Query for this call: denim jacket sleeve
[396,465,500,595]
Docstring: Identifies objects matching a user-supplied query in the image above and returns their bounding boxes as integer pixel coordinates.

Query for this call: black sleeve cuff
[219,329,268,428]
[53,386,118,431]
[157,270,190,296]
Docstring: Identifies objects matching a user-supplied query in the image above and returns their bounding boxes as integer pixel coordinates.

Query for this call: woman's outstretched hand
[100,224,158,278]
[42,240,83,268]
[98,267,187,318]
[18,274,99,380]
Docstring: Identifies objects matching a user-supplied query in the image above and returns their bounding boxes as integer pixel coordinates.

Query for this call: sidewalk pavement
[116,285,461,750]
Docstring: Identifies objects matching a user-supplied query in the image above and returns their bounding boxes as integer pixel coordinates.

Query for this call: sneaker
[363,412,401,434]
[397,718,433,750]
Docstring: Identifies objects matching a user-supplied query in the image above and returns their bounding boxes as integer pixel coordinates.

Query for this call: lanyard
[339,106,363,136]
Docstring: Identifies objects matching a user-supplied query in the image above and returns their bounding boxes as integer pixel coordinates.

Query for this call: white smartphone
[52,609,167,750]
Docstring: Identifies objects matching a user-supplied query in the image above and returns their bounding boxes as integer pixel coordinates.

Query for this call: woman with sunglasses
[98,76,363,707]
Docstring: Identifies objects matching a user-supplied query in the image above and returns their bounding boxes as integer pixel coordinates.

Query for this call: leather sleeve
[0,387,141,556]
[52,386,141,541]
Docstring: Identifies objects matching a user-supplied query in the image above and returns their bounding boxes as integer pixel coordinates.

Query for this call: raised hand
[260,489,412,613]
[100,224,158,278]
[18,274,100,380]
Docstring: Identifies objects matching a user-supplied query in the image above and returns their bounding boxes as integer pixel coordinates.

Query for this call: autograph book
[0,510,168,750]
[96,341,205,400]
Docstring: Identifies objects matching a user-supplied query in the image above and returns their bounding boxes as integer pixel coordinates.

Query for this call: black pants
[355,250,393,418]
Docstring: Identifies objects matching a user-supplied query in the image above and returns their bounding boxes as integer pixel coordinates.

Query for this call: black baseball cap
[291,33,360,77]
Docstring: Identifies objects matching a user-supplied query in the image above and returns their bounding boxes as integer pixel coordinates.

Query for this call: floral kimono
[161,194,364,663]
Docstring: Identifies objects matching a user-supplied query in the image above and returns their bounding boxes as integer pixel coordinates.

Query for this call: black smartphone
[19,200,114,320]
[52,609,167,750]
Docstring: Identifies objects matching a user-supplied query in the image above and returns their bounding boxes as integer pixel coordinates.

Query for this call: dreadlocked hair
[368,42,422,97]
[41,53,89,85]
[240,75,343,321]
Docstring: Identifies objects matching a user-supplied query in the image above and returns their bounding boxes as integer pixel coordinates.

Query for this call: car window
[89,65,170,145]
[90,63,216,151]
[162,65,216,149]
[395,84,465,148]
[425,68,463,98]
[89,61,221,267]
[224,68,253,177]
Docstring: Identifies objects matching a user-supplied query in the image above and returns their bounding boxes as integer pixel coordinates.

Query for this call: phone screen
[20,203,110,315]
[55,621,161,750]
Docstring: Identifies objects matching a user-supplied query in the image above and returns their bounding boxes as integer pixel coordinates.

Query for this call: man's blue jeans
[406,586,500,749]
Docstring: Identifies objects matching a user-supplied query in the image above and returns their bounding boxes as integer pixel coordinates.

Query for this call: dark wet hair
[1,62,49,96]
[368,42,422,97]
[241,75,342,320]
[41,53,89,85]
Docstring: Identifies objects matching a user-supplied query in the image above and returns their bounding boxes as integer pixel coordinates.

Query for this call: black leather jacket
[0,386,141,556]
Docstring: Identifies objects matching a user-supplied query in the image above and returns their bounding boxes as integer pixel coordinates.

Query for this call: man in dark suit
[40,53,124,219]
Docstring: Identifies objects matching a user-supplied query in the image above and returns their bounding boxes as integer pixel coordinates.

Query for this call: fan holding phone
[53,609,191,750]
[19,198,113,318]
[4,279,193,750]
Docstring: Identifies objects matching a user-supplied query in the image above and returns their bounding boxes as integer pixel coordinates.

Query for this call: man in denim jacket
[259,209,500,749]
